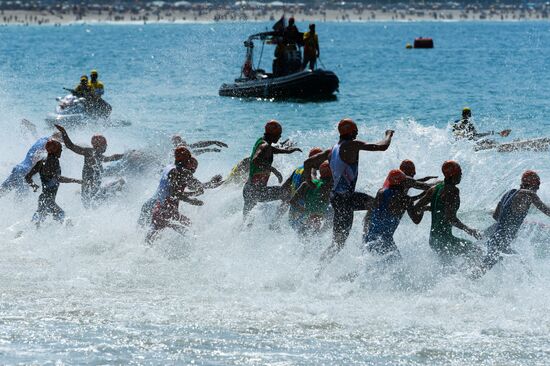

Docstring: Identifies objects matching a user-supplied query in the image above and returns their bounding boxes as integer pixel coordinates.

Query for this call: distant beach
[2,3,550,26]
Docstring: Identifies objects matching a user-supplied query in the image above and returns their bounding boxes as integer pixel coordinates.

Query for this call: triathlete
[139,150,222,227]
[363,159,436,236]
[242,120,301,218]
[474,171,550,276]
[1,132,62,198]
[452,107,511,142]
[55,124,126,208]
[25,140,81,227]
[413,160,482,260]
[269,147,324,230]
[303,118,394,265]
[146,147,223,243]
[364,169,425,261]
[288,161,333,234]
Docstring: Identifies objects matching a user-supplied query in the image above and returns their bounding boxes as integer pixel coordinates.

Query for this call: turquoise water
[1,22,550,364]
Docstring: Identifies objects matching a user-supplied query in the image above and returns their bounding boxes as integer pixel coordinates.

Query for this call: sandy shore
[1,8,549,26]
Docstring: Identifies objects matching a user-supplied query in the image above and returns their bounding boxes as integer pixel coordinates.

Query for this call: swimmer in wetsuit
[452,107,511,141]
[364,169,426,262]
[0,132,62,198]
[413,160,482,260]
[363,159,438,237]
[145,147,223,243]
[284,147,324,199]
[288,161,333,234]
[269,147,325,230]
[242,120,301,219]
[473,170,550,277]
[25,140,82,227]
[139,151,223,227]
[55,125,126,208]
[302,118,394,267]
[225,141,297,187]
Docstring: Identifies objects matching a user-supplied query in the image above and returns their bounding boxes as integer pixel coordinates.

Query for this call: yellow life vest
[303,32,318,56]
[88,80,104,97]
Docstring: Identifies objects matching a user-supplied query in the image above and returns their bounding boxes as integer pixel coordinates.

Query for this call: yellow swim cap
[80,75,88,81]
[90,69,98,76]
[463,107,471,113]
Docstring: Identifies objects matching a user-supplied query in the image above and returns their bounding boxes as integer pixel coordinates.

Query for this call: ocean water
[1,22,550,364]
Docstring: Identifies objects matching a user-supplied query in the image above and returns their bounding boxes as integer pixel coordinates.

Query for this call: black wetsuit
[482,189,529,270]
[81,151,104,206]
[32,157,64,224]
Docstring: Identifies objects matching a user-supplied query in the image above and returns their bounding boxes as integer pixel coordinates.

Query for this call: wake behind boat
[219,28,339,99]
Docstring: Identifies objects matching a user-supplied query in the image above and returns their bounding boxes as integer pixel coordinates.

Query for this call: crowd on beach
[2,1,550,25]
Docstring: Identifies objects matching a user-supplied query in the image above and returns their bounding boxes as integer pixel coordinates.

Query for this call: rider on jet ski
[70,70,110,119]
[88,70,104,98]
[73,75,92,99]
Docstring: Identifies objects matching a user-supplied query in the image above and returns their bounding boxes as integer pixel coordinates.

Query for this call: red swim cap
[442,160,461,179]
[309,147,323,157]
[91,134,107,149]
[174,146,192,162]
[338,118,358,136]
[319,161,331,179]
[265,120,282,136]
[521,170,540,188]
[399,159,416,177]
[45,140,62,155]
[386,169,407,187]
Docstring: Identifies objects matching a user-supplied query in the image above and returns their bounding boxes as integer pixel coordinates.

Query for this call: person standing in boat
[302,23,319,71]
[284,17,302,49]
[284,17,302,46]
[273,40,287,77]
[284,17,303,74]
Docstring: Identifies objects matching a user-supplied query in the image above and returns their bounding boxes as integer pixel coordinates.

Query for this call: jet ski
[45,93,128,128]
